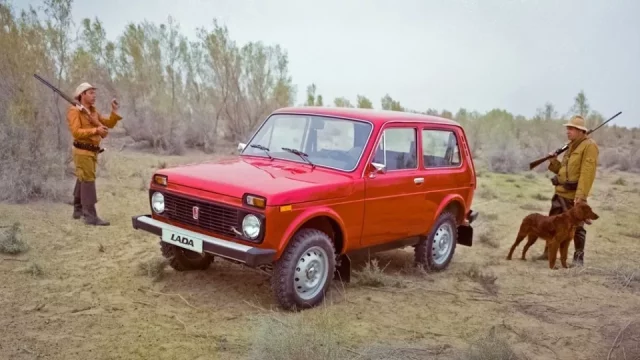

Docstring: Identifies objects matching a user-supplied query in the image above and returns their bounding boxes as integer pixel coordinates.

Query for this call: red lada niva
[132,106,479,310]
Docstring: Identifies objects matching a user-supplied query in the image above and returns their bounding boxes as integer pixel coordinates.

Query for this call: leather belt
[73,141,104,153]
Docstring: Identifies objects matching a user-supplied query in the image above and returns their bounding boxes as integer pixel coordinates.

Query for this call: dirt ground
[1,135,639,360]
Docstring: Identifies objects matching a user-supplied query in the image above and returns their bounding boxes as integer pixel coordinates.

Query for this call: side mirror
[238,142,246,151]
[368,162,386,178]
[372,162,386,173]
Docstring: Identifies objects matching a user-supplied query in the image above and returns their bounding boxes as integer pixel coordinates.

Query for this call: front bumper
[132,215,276,267]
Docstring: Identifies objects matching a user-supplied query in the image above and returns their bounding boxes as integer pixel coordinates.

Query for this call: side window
[373,127,417,170]
[422,129,461,168]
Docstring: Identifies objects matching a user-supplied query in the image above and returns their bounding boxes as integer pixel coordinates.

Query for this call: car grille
[163,192,239,238]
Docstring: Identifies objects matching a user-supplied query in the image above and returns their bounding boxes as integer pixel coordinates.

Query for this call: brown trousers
[73,152,97,182]
[71,151,108,225]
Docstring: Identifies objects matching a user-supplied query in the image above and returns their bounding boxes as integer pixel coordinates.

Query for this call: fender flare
[434,194,467,224]
[277,206,347,254]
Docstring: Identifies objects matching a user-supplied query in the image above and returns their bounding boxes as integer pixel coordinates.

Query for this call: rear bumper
[131,215,276,268]
[467,209,479,224]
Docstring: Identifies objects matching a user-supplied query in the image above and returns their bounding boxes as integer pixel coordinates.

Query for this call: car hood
[156,156,356,205]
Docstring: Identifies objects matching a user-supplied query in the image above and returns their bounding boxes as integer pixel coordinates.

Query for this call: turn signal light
[244,194,266,208]
[153,174,168,186]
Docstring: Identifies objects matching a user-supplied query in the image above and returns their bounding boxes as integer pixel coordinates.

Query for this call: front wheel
[271,228,336,311]
[415,211,458,271]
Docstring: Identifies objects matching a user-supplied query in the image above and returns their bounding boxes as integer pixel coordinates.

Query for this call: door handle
[414,177,424,184]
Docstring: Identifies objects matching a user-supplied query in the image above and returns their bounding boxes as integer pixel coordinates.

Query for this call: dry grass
[352,258,408,288]
[0,221,27,254]
[1,141,640,360]
[462,264,499,295]
[247,305,352,360]
[137,256,169,282]
[24,261,44,277]
[476,223,501,249]
[457,328,521,360]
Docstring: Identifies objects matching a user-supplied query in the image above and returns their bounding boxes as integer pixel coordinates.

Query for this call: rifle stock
[528,111,622,170]
[528,143,569,170]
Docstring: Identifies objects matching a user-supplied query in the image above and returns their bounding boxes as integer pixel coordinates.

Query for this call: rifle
[33,74,107,132]
[528,111,622,170]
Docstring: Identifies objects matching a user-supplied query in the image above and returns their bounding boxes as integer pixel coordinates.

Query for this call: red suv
[132,106,479,310]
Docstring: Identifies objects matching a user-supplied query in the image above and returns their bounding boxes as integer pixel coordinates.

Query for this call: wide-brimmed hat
[74,82,97,100]
[563,115,588,132]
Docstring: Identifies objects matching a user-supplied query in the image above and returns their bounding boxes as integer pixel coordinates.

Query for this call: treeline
[0,0,637,203]
[305,85,639,175]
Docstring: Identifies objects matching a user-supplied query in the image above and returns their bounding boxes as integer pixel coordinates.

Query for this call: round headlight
[242,214,261,239]
[151,192,165,213]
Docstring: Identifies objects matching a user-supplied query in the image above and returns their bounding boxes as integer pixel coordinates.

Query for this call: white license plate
[161,229,204,253]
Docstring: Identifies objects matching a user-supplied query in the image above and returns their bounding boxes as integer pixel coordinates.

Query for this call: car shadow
[152,260,277,309]
[149,248,425,310]
[346,248,417,274]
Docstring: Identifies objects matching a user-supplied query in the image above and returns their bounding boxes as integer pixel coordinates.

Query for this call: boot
[72,179,82,219]
[572,226,586,267]
[81,181,110,226]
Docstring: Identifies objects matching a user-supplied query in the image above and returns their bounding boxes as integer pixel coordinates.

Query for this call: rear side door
[419,125,472,233]
[361,122,426,246]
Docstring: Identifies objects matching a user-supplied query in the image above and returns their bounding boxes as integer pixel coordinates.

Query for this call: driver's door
[361,124,425,247]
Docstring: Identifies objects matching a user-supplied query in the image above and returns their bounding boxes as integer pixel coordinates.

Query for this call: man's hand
[95,126,108,138]
[578,196,591,224]
[111,98,119,113]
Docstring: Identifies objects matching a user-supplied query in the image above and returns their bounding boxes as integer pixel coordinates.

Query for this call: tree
[305,83,323,106]
[380,94,403,111]
[43,0,73,149]
[356,95,373,109]
[570,90,590,118]
[333,96,353,108]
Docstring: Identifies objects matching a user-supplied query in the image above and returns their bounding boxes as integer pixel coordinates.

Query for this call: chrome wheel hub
[432,223,453,265]
[294,246,329,300]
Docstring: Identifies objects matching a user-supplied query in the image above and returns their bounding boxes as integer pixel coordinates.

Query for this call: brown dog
[506,201,599,269]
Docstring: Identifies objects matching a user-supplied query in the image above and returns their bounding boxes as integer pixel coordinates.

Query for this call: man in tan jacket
[538,115,599,266]
[67,82,122,226]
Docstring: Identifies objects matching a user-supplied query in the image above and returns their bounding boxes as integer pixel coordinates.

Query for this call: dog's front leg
[560,239,571,268]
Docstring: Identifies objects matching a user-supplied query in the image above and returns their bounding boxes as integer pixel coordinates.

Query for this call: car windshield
[242,114,373,171]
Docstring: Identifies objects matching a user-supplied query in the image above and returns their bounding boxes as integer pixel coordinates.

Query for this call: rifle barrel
[33,74,76,105]
[587,111,622,134]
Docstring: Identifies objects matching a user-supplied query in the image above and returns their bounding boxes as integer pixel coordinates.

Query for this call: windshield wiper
[250,144,273,159]
[281,147,315,169]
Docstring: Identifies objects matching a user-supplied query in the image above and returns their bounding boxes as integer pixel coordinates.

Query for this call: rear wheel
[271,228,336,311]
[160,241,214,271]
[415,211,457,271]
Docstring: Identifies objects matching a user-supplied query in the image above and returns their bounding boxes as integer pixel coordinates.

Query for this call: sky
[15,0,640,128]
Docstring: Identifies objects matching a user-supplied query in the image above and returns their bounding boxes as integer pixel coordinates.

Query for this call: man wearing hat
[538,115,599,266]
[67,82,122,226]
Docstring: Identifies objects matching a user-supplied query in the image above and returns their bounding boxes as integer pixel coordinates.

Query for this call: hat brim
[563,123,588,131]
[74,86,97,99]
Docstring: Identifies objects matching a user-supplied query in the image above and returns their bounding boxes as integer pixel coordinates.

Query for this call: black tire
[271,228,336,311]
[160,241,214,271]
[415,211,458,271]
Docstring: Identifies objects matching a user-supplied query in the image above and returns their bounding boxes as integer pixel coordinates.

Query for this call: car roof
[272,106,462,128]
